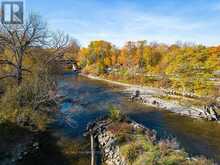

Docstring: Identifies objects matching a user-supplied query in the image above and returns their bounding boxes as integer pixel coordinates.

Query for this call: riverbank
[0,74,87,165]
[87,115,215,165]
[80,73,220,122]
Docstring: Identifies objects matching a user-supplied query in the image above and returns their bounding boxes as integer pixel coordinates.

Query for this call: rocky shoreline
[97,127,126,165]
[81,73,220,122]
[86,117,215,165]
[127,88,219,121]
[86,117,150,165]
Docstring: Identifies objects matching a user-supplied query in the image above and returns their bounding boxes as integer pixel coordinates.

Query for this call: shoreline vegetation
[80,73,220,122]
[87,109,216,165]
[77,41,220,97]
[0,14,85,165]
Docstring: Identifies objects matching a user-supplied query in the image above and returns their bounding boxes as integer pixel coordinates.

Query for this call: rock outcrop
[86,119,127,165]
[128,89,219,121]
[163,89,197,98]
[86,117,161,165]
[97,130,126,165]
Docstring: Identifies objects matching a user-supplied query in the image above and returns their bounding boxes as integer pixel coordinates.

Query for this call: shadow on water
[18,131,91,165]
[26,72,220,164]
[0,122,90,165]
[0,122,34,162]
[18,132,71,165]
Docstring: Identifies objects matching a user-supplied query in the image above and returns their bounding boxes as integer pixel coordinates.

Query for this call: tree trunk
[16,50,23,85]
[91,134,94,165]
[17,70,22,85]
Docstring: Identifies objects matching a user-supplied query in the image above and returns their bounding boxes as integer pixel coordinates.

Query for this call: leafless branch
[45,31,70,64]
[0,14,48,84]
[0,59,17,68]
[0,73,16,80]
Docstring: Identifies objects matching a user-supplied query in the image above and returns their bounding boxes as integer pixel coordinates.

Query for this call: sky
[24,0,220,47]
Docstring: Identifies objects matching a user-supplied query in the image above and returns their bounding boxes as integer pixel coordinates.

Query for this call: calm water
[55,73,220,163]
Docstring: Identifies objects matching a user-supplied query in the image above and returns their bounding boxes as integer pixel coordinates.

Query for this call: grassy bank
[101,108,216,165]
[113,121,214,165]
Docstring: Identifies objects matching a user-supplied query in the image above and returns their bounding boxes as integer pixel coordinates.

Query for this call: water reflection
[56,73,220,163]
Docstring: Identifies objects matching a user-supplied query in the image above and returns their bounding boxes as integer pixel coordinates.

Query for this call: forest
[78,40,220,98]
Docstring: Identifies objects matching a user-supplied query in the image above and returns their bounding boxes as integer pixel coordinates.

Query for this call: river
[20,73,220,164]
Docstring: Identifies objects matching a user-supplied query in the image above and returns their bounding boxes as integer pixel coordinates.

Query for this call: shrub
[0,72,54,131]
[0,105,51,131]
[108,105,122,121]
[97,63,107,75]
[127,143,139,165]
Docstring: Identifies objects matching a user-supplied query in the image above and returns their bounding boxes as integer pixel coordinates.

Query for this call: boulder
[130,90,140,101]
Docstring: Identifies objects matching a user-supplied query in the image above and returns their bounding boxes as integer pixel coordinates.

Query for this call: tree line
[77,40,220,97]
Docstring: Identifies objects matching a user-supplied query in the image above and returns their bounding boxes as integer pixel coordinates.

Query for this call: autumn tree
[136,40,147,69]
[79,40,114,74]
[78,40,220,97]
[111,45,120,66]
[120,41,137,67]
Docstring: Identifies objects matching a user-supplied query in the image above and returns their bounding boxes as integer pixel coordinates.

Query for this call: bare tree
[0,14,47,85]
[64,39,80,60]
[45,31,70,65]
